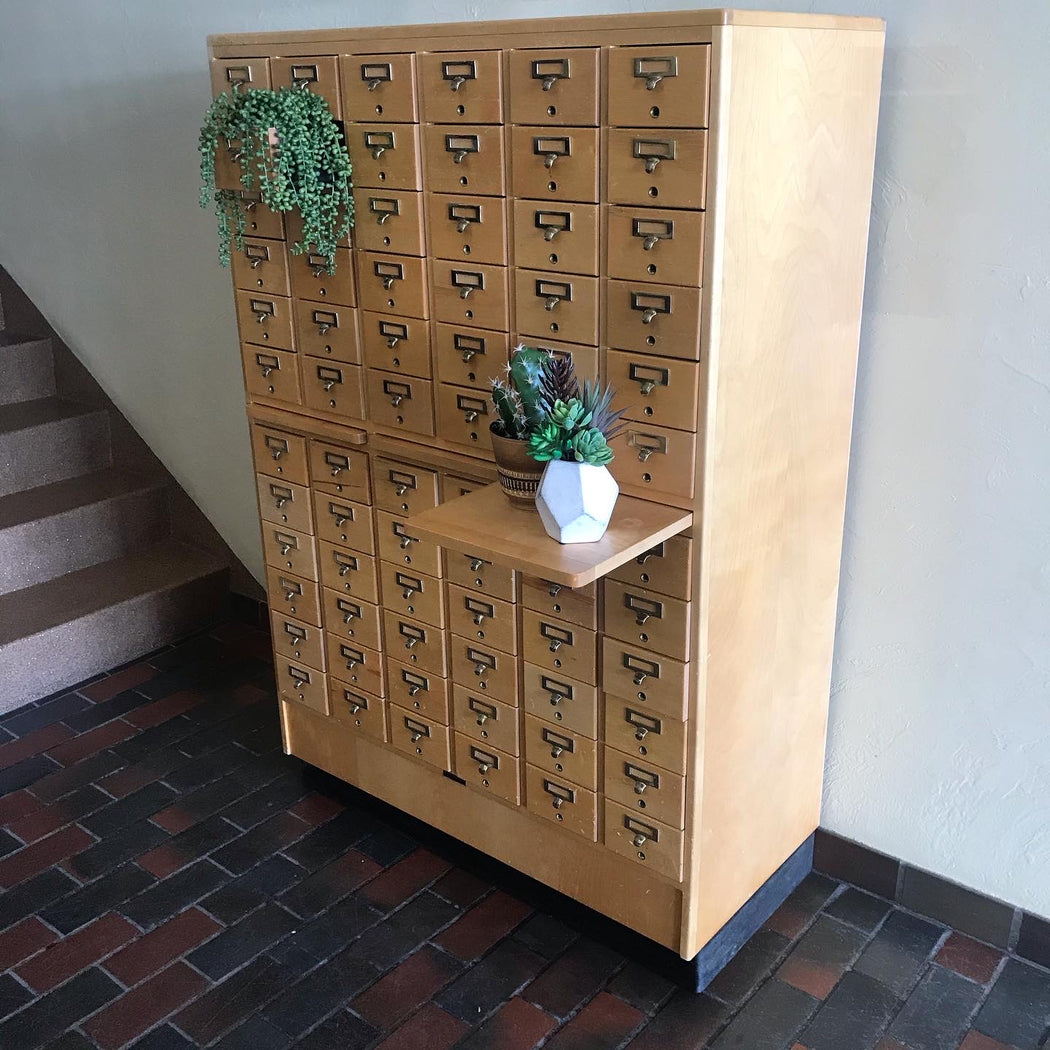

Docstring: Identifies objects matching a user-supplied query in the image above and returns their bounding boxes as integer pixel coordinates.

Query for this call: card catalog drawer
[604,579,692,661]
[303,358,365,421]
[432,260,509,331]
[602,640,689,720]
[522,576,597,631]
[294,300,360,363]
[329,683,387,742]
[325,636,386,697]
[318,542,380,604]
[607,129,708,210]
[420,50,503,125]
[271,612,326,672]
[522,609,597,684]
[308,441,371,503]
[451,637,519,705]
[257,475,313,533]
[236,291,294,351]
[453,687,519,756]
[427,193,508,265]
[210,57,271,95]
[262,523,318,581]
[609,421,697,502]
[322,590,382,651]
[390,705,451,770]
[525,765,596,841]
[251,425,308,486]
[313,494,374,554]
[342,53,418,124]
[447,584,518,655]
[361,312,432,379]
[383,610,449,677]
[271,56,341,117]
[510,127,599,204]
[376,510,443,578]
[455,735,521,805]
[605,350,699,432]
[604,801,684,881]
[387,659,451,723]
[524,714,597,791]
[374,458,440,516]
[423,124,505,197]
[446,552,517,602]
[608,534,693,601]
[276,659,327,715]
[352,189,425,256]
[436,384,494,452]
[507,47,599,126]
[522,664,597,738]
[266,566,321,627]
[242,345,300,406]
[289,246,356,306]
[605,280,702,361]
[232,237,289,297]
[515,271,598,347]
[604,746,686,829]
[604,698,687,775]
[350,124,422,190]
[606,206,705,287]
[380,562,446,628]
[433,324,509,390]
[236,191,285,240]
[358,252,429,318]
[607,44,711,129]
[512,201,599,277]
[366,370,436,438]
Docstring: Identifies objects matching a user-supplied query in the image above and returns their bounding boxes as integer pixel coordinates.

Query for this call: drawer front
[276,659,327,714]
[289,246,357,307]
[294,300,360,363]
[380,562,446,628]
[423,124,505,197]
[605,800,683,882]
[325,636,386,697]
[232,238,289,297]
[271,56,341,117]
[522,609,597,684]
[271,612,326,672]
[605,350,700,432]
[442,472,494,500]
[609,422,697,501]
[257,475,313,533]
[318,542,380,604]
[262,523,318,580]
[451,637,519,705]
[242,345,301,406]
[436,384,495,452]
[512,201,599,277]
[446,552,517,602]
[235,291,294,351]
[433,324,508,390]
[522,576,598,630]
[350,124,422,191]
[342,53,418,124]
[236,191,285,239]
[607,44,711,129]
[525,765,596,841]
[509,126,599,204]
[606,206,705,287]
[250,425,308,485]
[524,714,597,791]
[608,534,693,601]
[507,47,599,126]
[374,458,440,516]
[604,579,692,660]
[358,252,429,319]
[366,370,436,437]
[604,746,686,829]
[420,50,503,125]
[376,510,443,578]
[605,280,702,361]
[390,705,451,770]
[313,494,374,554]
[515,270,598,347]
[287,210,351,250]
[522,664,597,738]
[431,260,509,331]
[266,566,321,627]
[453,686,519,756]
[329,683,387,742]
[302,358,365,421]
[212,140,242,191]
[361,312,432,379]
[602,640,688,720]
[427,193,508,266]
[352,189,425,256]
[387,659,451,722]
[210,56,271,95]
[448,584,518,655]
[383,610,449,677]
[308,442,371,503]
[455,735,520,805]
[321,590,383,651]
[607,128,708,210]
[605,699,687,775]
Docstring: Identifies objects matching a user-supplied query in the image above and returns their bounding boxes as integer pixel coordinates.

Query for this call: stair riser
[0,411,111,497]
[0,488,169,594]
[0,339,55,405]
[0,569,228,711]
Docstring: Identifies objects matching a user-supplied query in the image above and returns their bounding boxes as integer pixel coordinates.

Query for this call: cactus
[508,344,550,431]
[490,378,526,438]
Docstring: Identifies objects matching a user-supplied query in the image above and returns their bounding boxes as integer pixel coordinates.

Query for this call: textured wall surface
[0,1,1046,916]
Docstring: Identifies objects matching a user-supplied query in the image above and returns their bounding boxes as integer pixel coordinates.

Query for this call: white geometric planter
[535,460,619,544]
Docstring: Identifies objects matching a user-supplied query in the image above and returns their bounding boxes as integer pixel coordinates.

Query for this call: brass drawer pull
[470,745,498,774]
[388,469,418,498]
[626,707,662,742]
[628,431,668,463]
[399,621,427,650]
[628,362,670,397]
[543,778,575,809]
[282,621,307,643]
[264,435,289,461]
[452,269,484,300]
[624,814,660,848]
[307,253,330,278]
[364,129,395,160]
[632,217,675,251]
[255,353,280,378]
[379,320,408,349]
[274,531,298,556]
[383,379,413,408]
[361,62,392,91]
[533,135,570,170]
[541,621,573,653]
[224,65,254,88]
[337,598,362,624]
[245,243,269,268]
[633,55,678,91]
[278,575,302,602]
[540,674,573,707]
[396,571,423,599]
[340,644,365,670]
[541,726,575,759]
[402,668,429,697]
[288,664,311,688]
[625,762,660,795]
[241,192,262,211]
[467,555,487,572]
[630,291,672,325]
[251,299,275,324]
[369,196,401,225]
[632,137,677,173]
[268,483,293,509]
[312,309,338,335]
[623,651,660,686]
[333,551,359,577]
[535,210,571,242]
[448,202,482,232]
[468,647,496,677]
[328,501,353,527]
[343,689,369,715]
[636,542,666,565]
[625,593,664,626]
[445,133,480,164]
[374,260,404,289]
[290,63,319,88]
[536,278,572,312]
[469,696,497,725]
[456,394,487,424]
[465,596,495,625]
[403,715,431,742]
[531,57,570,91]
[547,581,563,597]
[324,451,351,477]
[442,59,477,91]
[317,366,342,392]
[454,333,486,362]
[392,520,417,549]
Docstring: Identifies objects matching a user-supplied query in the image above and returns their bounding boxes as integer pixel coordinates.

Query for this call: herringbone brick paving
[1,620,1048,1049]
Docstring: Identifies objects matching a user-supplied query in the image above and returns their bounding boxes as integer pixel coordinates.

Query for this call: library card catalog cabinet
[209,9,884,979]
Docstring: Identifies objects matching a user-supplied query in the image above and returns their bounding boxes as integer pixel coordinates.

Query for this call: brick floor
[1,621,1048,1049]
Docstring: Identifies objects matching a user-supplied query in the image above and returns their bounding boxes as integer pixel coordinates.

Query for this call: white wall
[0,1,1047,917]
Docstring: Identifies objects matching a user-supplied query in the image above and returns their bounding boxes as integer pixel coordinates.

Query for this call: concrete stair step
[0,539,229,711]
[0,468,169,594]
[0,333,55,405]
[0,397,111,497]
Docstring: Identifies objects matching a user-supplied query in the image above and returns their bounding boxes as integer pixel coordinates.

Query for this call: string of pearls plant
[199,87,353,271]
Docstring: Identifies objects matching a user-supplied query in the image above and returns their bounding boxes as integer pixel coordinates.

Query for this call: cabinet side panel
[687,25,884,954]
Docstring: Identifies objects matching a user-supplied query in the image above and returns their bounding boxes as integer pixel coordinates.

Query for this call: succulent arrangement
[199,87,353,270]
[490,346,625,467]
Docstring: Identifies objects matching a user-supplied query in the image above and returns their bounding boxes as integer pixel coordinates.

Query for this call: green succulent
[528,421,566,462]
[550,398,592,430]
[571,427,614,466]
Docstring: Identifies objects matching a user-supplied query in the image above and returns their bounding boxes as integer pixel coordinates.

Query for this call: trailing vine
[199,87,353,271]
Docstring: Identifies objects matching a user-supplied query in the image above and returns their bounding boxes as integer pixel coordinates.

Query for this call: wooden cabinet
[210,8,884,979]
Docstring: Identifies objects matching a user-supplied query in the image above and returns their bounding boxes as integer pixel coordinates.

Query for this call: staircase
[0,289,230,711]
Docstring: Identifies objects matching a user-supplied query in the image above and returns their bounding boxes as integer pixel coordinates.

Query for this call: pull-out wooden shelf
[408,482,692,588]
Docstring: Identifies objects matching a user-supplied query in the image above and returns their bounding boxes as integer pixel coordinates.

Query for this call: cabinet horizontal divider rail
[209,7,884,977]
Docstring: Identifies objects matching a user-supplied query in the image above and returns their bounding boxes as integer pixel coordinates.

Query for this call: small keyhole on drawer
[476,629,485,639]
[646,336,656,346]
[553,710,563,721]
[387,298,395,308]
[463,245,471,254]
[319,288,327,296]
[482,777,490,786]
[553,658,562,668]
[642,472,652,483]
[480,728,489,738]
[375,104,383,115]
[256,278,263,287]
[379,171,387,180]
[403,554,412,565]
[556,813,564,821]
[250,221,259,231]
[638,690,647,701]
[324,345,333,354]
[647,264,657,275]
[648,187,659,197]
[470,431,478,441]
[644,406,653,416]
[328,399,336,408]
[293,648,301,658]
[401,503,409,512]
[457,104,465,114]
[639,744,648,755]
[396,415,405,424]
[467,370,477,382]
[285,560,292,569]
[460,176,468,186]
[474,577,483,586]
[267,385,275,393]
[549,253,558,264]
[465,310,474,319]
[548,180,557,192]
[547,105,556,116]
[262,332,269,340]
[555,762,563,772]
[638,799,647,809]
[650,105,660,118]
[392,356,401,367]
[639,632,649,642]
[383,236,391,246]
[355,717,362,726]
[638,850,647,859]
[550,322,559,332]
[415,746,422,755]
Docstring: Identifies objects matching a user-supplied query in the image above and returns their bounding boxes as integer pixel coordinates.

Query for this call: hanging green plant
[198,87,353,271]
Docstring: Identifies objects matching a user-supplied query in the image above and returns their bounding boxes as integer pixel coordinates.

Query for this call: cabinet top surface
[208,8,884,49]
